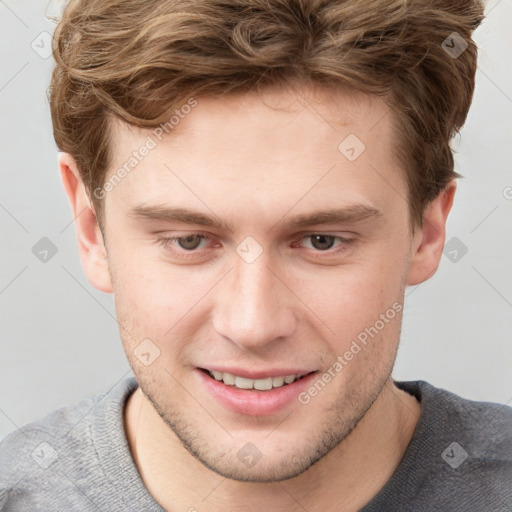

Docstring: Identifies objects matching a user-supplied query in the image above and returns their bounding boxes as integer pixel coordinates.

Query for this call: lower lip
[195,369,318,416]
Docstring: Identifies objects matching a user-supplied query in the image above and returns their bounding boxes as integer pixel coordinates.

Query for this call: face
[78,86,425,481]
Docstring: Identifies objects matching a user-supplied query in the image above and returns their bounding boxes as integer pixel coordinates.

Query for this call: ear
[59,152,113,293]
[407,180,457,286]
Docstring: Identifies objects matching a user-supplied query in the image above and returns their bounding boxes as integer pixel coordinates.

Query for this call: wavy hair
[49,0,485,227]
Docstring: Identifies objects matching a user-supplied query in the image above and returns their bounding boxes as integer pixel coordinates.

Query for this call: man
[1,0,510,510]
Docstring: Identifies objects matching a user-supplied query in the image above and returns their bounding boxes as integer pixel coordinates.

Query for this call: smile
[202,369,310,391]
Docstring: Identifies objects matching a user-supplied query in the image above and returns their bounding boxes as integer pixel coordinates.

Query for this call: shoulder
[362,380,512,511]
[0,377,138,510]
[0,389,103,480]
[1,390,101,462]
[398,379,512,450]
[392,380,512,509]
[0,392,98,509]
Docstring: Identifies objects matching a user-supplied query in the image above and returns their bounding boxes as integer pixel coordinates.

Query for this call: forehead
[110,84,393,155]
[103,85,405,229]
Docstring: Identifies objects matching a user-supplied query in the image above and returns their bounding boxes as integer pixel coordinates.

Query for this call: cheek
[306,247,408,348]
[109,248,216,350]
[108,222,410,351]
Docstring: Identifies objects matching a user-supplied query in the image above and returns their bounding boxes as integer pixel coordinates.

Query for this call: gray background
[1,0,511,441]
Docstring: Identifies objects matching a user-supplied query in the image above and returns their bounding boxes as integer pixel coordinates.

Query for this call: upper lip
[199,367,317,379]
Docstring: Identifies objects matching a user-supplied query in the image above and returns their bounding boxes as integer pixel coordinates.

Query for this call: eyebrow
[127,204,383,232]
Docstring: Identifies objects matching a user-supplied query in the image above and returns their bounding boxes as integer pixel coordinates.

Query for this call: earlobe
[59,152,113,293]
[406,180,457,286]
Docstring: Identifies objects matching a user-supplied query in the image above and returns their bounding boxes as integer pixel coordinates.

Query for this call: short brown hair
[49,0,484,228]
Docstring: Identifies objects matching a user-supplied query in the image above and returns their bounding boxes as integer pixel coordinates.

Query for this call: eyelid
[158,231,355,259]
[291,232,354,250]
[295,231,354,240]
[158,231,353,244]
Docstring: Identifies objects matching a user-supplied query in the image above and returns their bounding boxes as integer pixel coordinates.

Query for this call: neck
[124,378,420,512]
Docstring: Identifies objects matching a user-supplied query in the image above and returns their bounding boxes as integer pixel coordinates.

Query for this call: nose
[212,252,297,351]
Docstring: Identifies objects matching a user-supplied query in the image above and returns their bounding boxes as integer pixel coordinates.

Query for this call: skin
[60,84,455,512]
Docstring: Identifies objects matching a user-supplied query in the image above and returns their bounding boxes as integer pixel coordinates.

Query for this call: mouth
[199,368,316,391]
[196,367,320,416]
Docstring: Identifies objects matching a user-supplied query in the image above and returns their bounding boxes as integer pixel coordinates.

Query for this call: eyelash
[157,232,354,260]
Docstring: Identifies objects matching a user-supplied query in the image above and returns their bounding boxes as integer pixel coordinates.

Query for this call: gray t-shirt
[1,377,511,511]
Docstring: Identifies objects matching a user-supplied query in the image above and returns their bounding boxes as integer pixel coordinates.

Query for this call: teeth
[272,376,285,387]
[207,370,302,390]
[254,378,273,391]
[222,372,236,386]
[235,376,254,389]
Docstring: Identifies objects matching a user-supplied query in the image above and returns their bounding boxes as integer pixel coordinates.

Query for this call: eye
[157,232,354,261]
[304,234,338,251]
[295,233,354,253]
[159,234,210,254]
[171,234,205,251]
